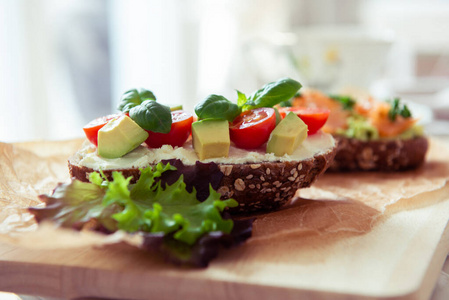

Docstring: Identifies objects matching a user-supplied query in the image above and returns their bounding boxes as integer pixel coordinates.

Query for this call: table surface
[430,136,449,300]
[0,220,448,300]
[1,135,448,300]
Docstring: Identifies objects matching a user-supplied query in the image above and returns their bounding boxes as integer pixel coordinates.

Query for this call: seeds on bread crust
[328,135,428,172]
[217,147,335,213]
[68,146,336,214]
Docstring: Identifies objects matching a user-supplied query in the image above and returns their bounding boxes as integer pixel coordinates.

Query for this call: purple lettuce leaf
[160,159,224,202]
[141,218,253,267]
[29,162,253,268]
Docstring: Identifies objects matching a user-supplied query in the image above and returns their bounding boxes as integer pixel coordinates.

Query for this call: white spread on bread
[75,132,335,170]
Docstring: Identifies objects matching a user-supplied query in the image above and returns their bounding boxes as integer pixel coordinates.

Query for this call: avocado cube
[267,112,307,156]
[98,115,149,159]
[192,119,230,160]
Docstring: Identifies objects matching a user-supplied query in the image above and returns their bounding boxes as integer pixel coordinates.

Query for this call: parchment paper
[296,139,449,212]
[0,138,448,250]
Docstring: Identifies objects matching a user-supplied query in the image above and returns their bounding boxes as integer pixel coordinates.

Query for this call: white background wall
[1,0,449,142]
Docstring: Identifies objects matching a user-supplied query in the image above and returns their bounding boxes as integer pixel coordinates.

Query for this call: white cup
[243,26,395,93]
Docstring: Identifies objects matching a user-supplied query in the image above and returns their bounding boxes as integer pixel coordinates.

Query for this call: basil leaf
[242,77,302,110]
[117,88,157,113]
[236,90,248,107]
[278,98,293,107]
[278,92,301,107]
[129,100,172,133]
[195,94,241,122]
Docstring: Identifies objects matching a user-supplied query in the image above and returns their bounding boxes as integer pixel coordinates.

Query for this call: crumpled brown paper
[0,139,84,235]
[0,138,448,250]
[296,139,449,212]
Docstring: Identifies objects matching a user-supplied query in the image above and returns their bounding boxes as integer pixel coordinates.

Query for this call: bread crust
[68,147,336,213]
[328,135,428,172]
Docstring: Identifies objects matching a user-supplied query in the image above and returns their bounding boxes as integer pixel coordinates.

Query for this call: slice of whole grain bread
[68,146,337,213]
[328,136,428,172]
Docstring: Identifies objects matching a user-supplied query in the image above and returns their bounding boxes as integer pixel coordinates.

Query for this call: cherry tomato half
[145,110,194,148]
[278,107,330,135]
[83,113,125,146]
[229,107,276,149]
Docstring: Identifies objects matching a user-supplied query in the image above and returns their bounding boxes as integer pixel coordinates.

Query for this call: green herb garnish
[241,78,302,111]
[118,88,157,112]
[273,91,301,107]
[129,100,172,133]
[329,95,356,110]
[117,88,172,133]
[194,94,242,122]
[388,98,412,121]
[194,77,302,121]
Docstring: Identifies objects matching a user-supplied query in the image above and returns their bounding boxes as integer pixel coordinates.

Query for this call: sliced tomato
[145,110,193,148]
[229,107,276,149]
[278,107,330,135]
[83,113,125,146]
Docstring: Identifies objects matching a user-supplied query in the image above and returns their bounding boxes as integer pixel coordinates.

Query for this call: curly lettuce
[30,162,252,267]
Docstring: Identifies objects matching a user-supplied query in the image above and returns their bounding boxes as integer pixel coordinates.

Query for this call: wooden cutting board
[0,185,448,300]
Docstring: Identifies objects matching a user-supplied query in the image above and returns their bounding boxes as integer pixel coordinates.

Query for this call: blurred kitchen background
[1,0,449,142]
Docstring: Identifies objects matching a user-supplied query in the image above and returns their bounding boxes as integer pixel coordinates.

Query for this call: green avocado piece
[97,115,149,159]
[267,112,307,156]
[192,119,230,160]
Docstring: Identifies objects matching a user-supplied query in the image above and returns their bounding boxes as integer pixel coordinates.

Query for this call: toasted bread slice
[328,135,428,172]
[68,142,336,213]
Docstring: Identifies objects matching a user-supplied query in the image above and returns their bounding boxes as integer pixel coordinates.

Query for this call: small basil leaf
[242,78,302,111]
[118,88,157,113]
[195,94,241,122]
[129,100,172,133]
[236,90,248,107]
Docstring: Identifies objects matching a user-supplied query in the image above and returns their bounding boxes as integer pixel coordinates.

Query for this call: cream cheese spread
[75,132,335,170]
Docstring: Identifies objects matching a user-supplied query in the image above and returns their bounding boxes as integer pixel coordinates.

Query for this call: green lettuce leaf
[30,163,244,266]
[105,167,237,245]
[32,180,119,231]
